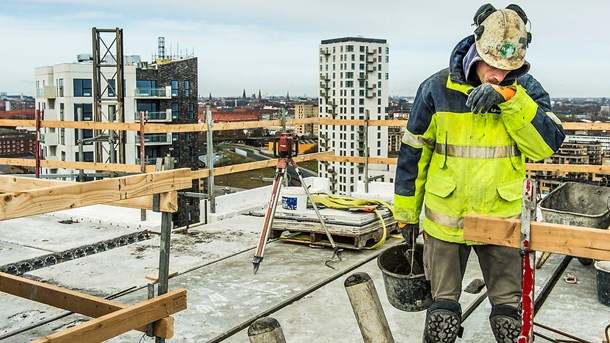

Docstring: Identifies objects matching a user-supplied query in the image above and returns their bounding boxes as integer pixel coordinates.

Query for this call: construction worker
[393,4,565,343]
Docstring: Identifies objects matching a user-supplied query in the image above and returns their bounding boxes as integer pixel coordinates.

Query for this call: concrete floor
[0,203,609,342]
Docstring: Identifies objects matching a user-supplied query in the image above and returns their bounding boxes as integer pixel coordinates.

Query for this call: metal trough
[539,182,610,229]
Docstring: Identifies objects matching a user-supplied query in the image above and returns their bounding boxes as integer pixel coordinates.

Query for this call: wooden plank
[30,288,186,343]
[143,123,207,134]
[0,118,609,132]
[190,151,334,179]
[463,214,610,260]
[0,158,157,173]
[0,169,191,220]
[0,272,174,339]
[562,122,610,131]
[0,176,177,212]
[213,119,283,131]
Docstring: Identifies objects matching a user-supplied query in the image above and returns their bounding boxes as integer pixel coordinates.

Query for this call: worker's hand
[466,84,515,114]
[399,223,420,248]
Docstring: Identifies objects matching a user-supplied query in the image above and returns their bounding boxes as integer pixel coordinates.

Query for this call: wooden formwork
[0,169,193,342]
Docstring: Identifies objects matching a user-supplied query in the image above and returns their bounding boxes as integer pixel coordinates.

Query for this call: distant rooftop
[321,37,387,44]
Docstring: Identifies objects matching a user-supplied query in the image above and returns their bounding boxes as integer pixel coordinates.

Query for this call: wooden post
[247,317,286,343]
[344,272,395,343]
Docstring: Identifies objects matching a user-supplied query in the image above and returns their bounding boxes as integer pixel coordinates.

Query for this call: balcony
[320,80,330,89]
[135,109,172,122]
[320,73,330,81]
[358,73,368,80]
[134,86,172,99]
[135,133,172,145]
[366,83,376,90]
[366,65,376,72]
[366,55,376,63]
[135,157,161,165]
[365,48,375,55]
[320,47,330,55]
[366,90,376,98]
[36,86,57,99]
[40,132,58,145]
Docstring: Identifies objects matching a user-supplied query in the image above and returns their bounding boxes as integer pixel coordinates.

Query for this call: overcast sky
[1,0,608,98]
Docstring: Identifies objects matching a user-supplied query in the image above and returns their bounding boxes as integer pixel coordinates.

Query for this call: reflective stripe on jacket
[393,36,565,244]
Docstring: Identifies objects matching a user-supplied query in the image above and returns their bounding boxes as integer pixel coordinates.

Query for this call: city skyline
[1,0,609,98]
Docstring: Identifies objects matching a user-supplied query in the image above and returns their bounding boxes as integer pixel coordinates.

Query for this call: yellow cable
[308,193,396,249]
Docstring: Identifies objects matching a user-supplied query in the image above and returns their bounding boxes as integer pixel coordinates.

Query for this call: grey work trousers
[423,233,522,307]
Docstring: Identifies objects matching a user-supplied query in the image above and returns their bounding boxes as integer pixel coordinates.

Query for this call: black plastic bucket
[377,244,432,312]
[595,261,610,307]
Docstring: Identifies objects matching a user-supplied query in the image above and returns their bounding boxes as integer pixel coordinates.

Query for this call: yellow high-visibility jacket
[393,36,565,244]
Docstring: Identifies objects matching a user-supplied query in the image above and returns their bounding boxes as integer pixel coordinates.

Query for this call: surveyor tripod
[252,133,342,274]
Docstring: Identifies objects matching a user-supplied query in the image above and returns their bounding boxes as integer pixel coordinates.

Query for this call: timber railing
[0,169,192,342]
[1,118,608,176]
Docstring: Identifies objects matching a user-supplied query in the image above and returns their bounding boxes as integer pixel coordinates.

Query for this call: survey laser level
[253,132,342,274]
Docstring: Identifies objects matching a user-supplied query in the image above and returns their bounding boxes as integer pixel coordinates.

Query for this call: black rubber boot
[489,304,521,343]
[422,299,463,343]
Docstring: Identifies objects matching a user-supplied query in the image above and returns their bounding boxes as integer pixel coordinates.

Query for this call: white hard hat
[474,6,530,70]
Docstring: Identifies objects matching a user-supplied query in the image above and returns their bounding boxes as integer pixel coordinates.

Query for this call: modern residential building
[318,37,390,194]
[294,103,318,137]
[34,56,199,227]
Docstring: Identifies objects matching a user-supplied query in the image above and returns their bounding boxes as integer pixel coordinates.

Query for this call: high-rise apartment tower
[318,37,389,194]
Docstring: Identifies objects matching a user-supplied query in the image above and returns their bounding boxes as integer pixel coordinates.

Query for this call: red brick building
[0,128,36,156]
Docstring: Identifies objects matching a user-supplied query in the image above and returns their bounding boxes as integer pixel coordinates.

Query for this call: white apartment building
[318,37,390,194]
[34,62,138,176]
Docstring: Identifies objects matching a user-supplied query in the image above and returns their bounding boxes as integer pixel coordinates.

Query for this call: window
[74,104,93,144]
[108,79,116,97]
[346,45,354,52]
[171,102,179,120]
[75,151,94,162]
[137,103,158,120]
[58,78,64,97]
[184,80,190,96]
[359,46,365,52]
[73,79,92,97]
[188,103,194,120]
[136,80,156,96]
[74,104,93,121]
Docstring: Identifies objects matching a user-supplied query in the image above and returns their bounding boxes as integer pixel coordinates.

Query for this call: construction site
[1,29,610,343]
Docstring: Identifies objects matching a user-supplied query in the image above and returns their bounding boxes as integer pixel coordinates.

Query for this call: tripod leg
[292,162,342,266]
[253,165,286,274]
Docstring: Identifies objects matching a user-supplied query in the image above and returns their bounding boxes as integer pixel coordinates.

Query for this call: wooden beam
[190,151,334,179]
[562,122,610,131]
[317,154,397,165]
[525,163,610,174]
[0,118,609,132]
[463,214,610,260]
[0,176,177,212]
[0,272,175,339]
[143,123,208,134]
[0,158,157,173]
[0,169,191,220]
[30,288,186,343]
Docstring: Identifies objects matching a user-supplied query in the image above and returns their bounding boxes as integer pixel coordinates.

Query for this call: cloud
[2,0,610,98]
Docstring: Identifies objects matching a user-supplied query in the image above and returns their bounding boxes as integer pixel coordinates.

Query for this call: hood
[449,35,530,86]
